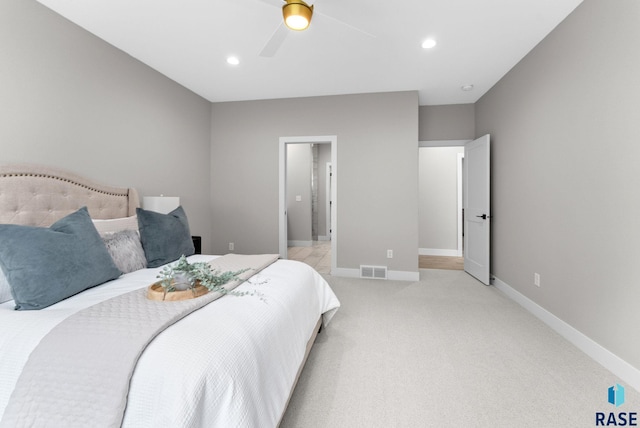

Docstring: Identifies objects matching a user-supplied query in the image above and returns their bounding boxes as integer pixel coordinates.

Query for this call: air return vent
[360,265,387,279]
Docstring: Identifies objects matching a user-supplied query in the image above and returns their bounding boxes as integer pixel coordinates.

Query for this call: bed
[0,164,340,427]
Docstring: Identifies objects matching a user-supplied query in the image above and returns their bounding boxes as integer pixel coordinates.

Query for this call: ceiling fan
[258,0,375,58]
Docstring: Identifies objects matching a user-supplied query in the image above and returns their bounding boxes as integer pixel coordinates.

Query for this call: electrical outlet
[387,249,393,259]
[229,242,234,251]
[534,273,540,287]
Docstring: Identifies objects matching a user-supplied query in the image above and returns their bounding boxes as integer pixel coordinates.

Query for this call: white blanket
[0,255,340,428]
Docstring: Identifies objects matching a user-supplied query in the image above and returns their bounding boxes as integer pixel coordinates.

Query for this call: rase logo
[610,384,626,408]
[596,383,637,426]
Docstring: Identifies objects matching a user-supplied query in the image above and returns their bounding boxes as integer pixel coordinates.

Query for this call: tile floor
[287,241,331,274]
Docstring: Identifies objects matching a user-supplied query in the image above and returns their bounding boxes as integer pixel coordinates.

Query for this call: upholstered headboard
[0,164,140,227]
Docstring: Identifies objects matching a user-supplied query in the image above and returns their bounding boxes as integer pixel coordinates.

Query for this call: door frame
[279,135,337,273]
[324,162,332,241]
[457,152,464,256]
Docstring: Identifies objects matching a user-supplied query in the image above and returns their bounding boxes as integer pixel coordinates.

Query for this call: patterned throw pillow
[101,229,147,274]
[0,268,12,304]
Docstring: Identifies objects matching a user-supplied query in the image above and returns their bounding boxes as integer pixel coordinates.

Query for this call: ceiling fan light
[285,14,309,30]
[283,1,313,31]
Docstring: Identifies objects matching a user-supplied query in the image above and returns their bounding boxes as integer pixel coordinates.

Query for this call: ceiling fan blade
[316,11,376,39]
[259,21,289,57]
[255,0,282,8]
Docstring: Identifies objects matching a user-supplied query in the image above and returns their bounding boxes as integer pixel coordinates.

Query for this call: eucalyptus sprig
[157,255,262,298]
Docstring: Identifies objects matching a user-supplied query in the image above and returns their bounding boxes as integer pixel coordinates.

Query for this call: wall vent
[360,265,388,279]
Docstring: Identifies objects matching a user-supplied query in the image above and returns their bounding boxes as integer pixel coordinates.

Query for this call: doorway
[418,141,467,270]
[279,135,337,274]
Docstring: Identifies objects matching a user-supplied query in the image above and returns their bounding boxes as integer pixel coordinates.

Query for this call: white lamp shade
[143,196,180,214]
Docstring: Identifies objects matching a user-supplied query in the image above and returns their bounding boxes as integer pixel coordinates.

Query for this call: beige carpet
[280,269,639,427]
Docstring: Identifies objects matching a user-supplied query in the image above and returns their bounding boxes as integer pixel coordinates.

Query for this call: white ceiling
[36,0,583,105]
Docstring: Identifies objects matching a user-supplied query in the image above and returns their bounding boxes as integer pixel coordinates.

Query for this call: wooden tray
[147,282,209,301]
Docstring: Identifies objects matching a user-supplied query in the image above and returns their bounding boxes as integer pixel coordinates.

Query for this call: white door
[463,134,491,284]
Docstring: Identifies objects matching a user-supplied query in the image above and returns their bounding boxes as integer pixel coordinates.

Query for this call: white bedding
[0,255,340,427]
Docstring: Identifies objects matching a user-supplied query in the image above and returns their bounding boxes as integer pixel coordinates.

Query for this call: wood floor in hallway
[418,255,464,270]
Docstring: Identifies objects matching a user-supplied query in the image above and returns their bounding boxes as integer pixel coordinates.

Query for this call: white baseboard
[317,235,331,241]
[492,276,640,392]
[332,267,419,282]
[288,240,312,247]
[419,248,462,257]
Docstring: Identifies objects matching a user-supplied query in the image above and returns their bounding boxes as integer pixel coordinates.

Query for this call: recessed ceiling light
[461,84,474,91]
[421,38,437,49]
[227,56,240,65]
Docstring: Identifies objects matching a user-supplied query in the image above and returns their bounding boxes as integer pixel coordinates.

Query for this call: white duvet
[0,255,340,428]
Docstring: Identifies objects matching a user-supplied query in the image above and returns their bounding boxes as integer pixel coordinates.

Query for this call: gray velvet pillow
[0,207,122,310]
[136,206,195,268]
[101,229,147,274]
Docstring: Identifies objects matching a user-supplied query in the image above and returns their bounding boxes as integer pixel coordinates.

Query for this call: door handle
[476,214,492,220]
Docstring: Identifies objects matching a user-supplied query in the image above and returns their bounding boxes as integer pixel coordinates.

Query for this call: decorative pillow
[101,229,147,274]
[0,268,11,304]
[0,207,122,310]
[137,206,195,268]
[92,215,139,236]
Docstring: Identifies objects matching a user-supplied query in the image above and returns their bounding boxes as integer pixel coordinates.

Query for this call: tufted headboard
[0,164,140,227]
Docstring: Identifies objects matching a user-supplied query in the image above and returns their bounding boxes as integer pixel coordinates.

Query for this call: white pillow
[92,215,138,236]
[0,267,13,303]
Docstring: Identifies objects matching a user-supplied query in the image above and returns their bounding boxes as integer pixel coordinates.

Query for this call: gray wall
[211,92,419,274]
[419,147,464,253]
[286,144,312,243]
[419,104,475,141]
[476,0,640,371]
[0,0,213,252]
